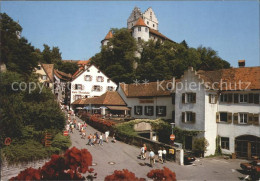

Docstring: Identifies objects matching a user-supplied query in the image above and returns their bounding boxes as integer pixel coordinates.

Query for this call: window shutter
[227,94,233,103]
[209,94,212,103]
[192,93,196,103]
[249,94,254,103]
[248,113,254,124]
[254,94,259,104]
[75,84,78,90]
[182,112,185,123]
[253,114,259,125]
[172,93,175,104]
[227,113,232,123]
[192,112,196,123]
[81,85,84,90]
[216,112,220,123]
[234,94,239,103]
[182,93,185,104]
[233,113,238,124]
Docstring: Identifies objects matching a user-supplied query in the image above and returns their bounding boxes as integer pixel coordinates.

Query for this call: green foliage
[56,61,78,75]
[215,135,222,155]
[193,137,209,157]
[0,13,38,76]
[52,133,71,151]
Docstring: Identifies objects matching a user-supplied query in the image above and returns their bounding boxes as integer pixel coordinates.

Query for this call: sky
[2,1,259,67]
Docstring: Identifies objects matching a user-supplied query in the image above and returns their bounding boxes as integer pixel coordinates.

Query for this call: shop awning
[106,106,130,111]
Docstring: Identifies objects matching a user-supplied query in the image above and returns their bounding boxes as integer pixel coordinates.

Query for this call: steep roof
[54,69,72,81]
[119,79,177,98]
[72,91,126,106]
[42,64,54,82]
[196,66,260,90]
[72,67,84,78]
[149,28,174,42]
[134,17,147,27]
[104,31,113,40]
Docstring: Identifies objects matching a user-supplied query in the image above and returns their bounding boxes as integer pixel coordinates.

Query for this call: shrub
[193,137,209,157]
[105,169,145,181]
[51,133,71,151]
[147,167,176,181]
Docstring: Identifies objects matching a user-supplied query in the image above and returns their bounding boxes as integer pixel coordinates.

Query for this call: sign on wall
[139,99,154,104]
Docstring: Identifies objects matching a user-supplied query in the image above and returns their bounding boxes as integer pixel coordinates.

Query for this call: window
[144,106,154,116]
[138,27,141,31]
[85,75,92,81]
[134,106,142,115]
[172,93,175,104]
[96,76,104,82]
[107,79,111,83]
[145,27,148,32]
[239,113,248,124]
[221,137,229,150]
[75,95,81,100]
[75,84,82,90]
[209,94,217,104]
[93,85,101,92]
[153,24,155,27]
[156,106,166,117]
[37,66,41,70]
[240,94,248,103]
[147,21,149,25]
[42,75,47,80]
[182,93,196,103]
[220,94,228,102]
[150,16,152,20]
[87,69,90,72]
[97,70,100,73]
[181,112,196,123]
[220,112,228,122]
[138,37,141,42]
[107,86,114,91]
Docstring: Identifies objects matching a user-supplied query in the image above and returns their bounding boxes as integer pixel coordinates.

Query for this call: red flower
[105,169,145,181]
[147,167,176,181]
[10,167,41,181]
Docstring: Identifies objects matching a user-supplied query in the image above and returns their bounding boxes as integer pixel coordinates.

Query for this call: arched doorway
[235,135,260,159]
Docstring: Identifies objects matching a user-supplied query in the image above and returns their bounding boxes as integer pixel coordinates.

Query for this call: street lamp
[170,123,175,134]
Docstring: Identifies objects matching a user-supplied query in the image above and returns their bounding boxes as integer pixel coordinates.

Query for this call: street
[70,116,247,180]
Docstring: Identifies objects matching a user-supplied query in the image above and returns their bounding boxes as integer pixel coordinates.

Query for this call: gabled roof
[42,64,54,82]
[72,67,84,78]
[194,66,260,90]
[104,31,113,40]
[54,69,72,81]
[149,28,174,42]
[72,91,126,106]
[134,17,147,27]
[119,79,177,98]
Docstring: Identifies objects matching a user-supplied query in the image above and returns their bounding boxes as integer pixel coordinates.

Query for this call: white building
[117,80,175,120]
[175,65,260,157]
[70,64,117,104]
[101,7,173,46]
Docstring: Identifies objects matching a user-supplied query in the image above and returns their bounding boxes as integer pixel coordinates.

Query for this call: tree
[193,137,209,157]
[0,13,38,76]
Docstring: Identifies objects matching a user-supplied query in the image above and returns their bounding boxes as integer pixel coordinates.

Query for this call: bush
[193,137,209,157]
[52,133,71,151]
[105,169,144,181]
[147,167,176,181]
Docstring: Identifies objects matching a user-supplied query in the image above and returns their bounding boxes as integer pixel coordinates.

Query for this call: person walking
[140,146,145,160]
[87,134,93,146]
[112,133,116,143]
[149,149,155,167]
[99,133,103,145]
[95,132,99,144]
[162,147,167,163]
[143,144,147,159]
[105,131,109,143]
[158,147,163,164]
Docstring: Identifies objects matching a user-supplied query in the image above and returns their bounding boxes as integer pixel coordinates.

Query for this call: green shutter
[227,113,232,123]
[233,113,238,124]
[234,94,239,103]
[182,112,185,123]
[192,112,196,123]
[253,114,259,125]
[216,112,220,123]
[248,113,254,124]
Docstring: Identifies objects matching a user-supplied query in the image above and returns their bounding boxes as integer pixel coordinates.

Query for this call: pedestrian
[149,149,155,167]
[84,122,87,129]
[66,124,70,132]
[158,147,163,164]
[140,146,145,160]
[162,147,167,163]
[105,130,109,143]
[70,123,74,133]
[144,144,147,159]
[95,132,99,144]
[112,133,116,143]
[99,133,103,145]
[87,134,93,146]
[77,122,81,131]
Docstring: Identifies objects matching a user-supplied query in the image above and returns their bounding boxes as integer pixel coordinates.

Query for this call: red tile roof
[72,91,126,106]
[42,64,54,82]
[72,67,84,78]
[134,17,147,27]
[197,66,260,90]
[119,79,177,98]
[149,28,173,42]
[77,59,90,65]
[104,31,113,40]
[54,69,72,81]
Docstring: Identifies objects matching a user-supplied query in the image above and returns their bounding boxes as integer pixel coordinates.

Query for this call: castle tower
[127,7,142,29]
[132,17,149,42]
[142,7,158,30]
[101,30,113,46]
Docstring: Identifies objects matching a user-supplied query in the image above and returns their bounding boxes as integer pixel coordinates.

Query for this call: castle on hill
[101,7,173,46]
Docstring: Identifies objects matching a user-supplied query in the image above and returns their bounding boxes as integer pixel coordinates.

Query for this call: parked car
[240,160,260,173]
[251,161,260,180]
[184,152,196,164]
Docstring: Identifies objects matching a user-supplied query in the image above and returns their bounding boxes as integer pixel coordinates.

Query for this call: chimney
[238,60,245,68]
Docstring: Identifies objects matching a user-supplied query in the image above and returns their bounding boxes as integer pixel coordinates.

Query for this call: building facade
[70,65,117,103]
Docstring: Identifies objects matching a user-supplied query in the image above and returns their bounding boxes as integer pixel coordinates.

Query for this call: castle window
[145,28,148,32]
[153,24,155,27]
[150,16,152,20]
[138,27,141,31]
[147,21,149,25]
